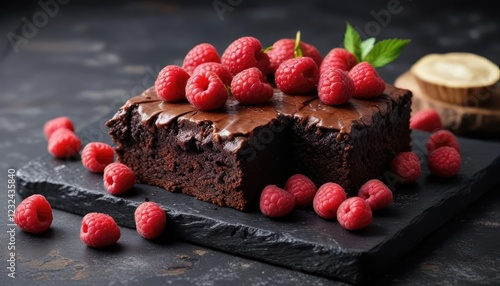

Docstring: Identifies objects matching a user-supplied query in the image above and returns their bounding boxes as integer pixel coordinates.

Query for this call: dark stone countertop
[1,0,499,285]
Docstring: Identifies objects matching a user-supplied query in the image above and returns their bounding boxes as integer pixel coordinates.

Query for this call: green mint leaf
[360,37,375,60]
[344,22,362,61]
[364,38,411,68]
[294,30,303,58]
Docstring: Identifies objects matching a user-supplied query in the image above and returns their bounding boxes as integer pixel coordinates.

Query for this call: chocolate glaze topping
[119,85,407,140]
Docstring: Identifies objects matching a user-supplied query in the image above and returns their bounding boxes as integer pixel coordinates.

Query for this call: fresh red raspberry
[182,43,221,75]
[80,212,120,248]
[81,142,115,173]
[221,36,271,76]
[14,194,53,234]
[313,182,347,219]
[185,70,228,110]
[103,162,136,195]
[44,116,74,139]
[427,146,461,178]
[231,67,274,105]
[155,65,190,102]
[318,68,354,105]
[358,179,393,211]
[192,62,233,86]
[337,197,372,230]
[390,151,421,184]
[275,57,320,95]
[47,128,82,159]
[348,62,386,98]
[410,109,443,132]
[259,185,295,218]
[320,48,358,74]
[266,38,322,73]
[284,174,317,208]
[134,201,167,239]
[427,129,460,154]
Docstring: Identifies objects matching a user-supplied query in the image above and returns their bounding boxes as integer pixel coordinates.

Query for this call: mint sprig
[344,22,410,68]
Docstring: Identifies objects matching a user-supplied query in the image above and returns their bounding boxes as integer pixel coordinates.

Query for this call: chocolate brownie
[106,85,411,211]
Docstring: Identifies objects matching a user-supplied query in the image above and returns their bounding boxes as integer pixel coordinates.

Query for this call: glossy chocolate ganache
[116,84,408,141]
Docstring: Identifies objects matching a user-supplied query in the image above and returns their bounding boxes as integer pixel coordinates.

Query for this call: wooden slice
[394,71,500,136]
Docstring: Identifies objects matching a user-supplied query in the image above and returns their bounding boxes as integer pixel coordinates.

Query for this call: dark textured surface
[1,0,500,285]
[16,118,500,283]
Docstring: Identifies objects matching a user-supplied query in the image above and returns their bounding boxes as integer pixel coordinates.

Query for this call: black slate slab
[17,117,500,284]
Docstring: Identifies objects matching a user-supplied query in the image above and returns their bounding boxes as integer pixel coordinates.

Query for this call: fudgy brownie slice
[107,85,412,210]
[289,85,412,194]
[106,88,297,211]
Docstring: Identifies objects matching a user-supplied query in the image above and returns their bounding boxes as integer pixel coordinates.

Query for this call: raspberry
[313,182,347,219]
[427,146,461,178]
[186,70,228,110]
[81,142,115,173]
[14,194,53,234]
[320,48,358,74]
[266,38,322,73]
[358,179,393,211]
[427,129,460,154]
[134,201,167,239]
[103,162,136,195]
[410,109,443,132]
[318,68,354,105]
[221,36,271,76]
[80,213,120,248]
[337,197,372,230]
[275,57,320,95]
[259,185,295,218]
[284,174,317,208]
[231,67,274,105]
[44,116,74,139]
[348,62,386,98]
[192,62,233,86]
[182,43,221,75]
[155,65,190,102]
[47,128,82,159]
[390,151,421,184]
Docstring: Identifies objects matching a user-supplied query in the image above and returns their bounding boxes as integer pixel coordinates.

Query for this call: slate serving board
[17,117,500,284]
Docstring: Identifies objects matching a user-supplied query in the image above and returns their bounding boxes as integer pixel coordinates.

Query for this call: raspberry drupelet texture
[103,162,136,195]
[358,179,393,211]
[284,174,317,208]
[348,62,386,98]
[318,68,354,105]
[266,38,322,73]
[259,185,295,218]
[337,197,373,230]
[182,43,221,75]
[81,142,115,173]
[80,212,120,248]
[221,36,271,76]
[428,146,461,178]
[47,128,82,159]
[192,62,233,86]
[231,67,273,105]
[390,151,421,184]
[427,129,460,154]
[14,194,53,234]
[410,109,443,132]
[44,116,74,139]
[313,182,347,219]
[185,70,228,110]
[155,65,190,102]
[135,201,167,239]
[275,57,320,95]
[320,48,358,74]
